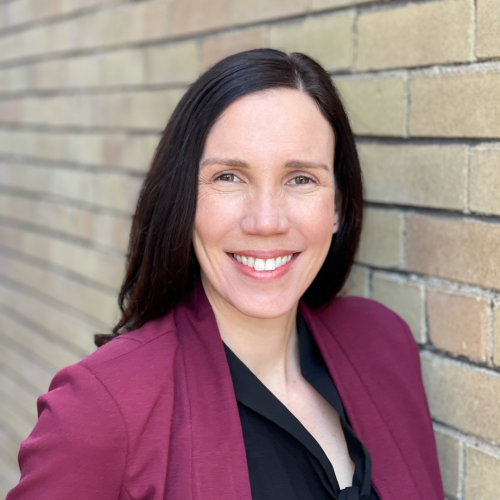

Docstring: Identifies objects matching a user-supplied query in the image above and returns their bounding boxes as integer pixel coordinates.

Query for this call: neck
[200,273,301,388]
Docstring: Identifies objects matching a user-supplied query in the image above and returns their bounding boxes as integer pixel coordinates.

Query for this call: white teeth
[233,253,295,271]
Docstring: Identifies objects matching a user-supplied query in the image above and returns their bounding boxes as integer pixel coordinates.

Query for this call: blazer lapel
[174,279,253,500]
[299,301,421,500]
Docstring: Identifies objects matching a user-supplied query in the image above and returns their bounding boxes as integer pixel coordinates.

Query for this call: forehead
[202,88,335,166]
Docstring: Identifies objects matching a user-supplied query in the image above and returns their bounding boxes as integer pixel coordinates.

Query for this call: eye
[288,175,313,185]
[215,173,243,182]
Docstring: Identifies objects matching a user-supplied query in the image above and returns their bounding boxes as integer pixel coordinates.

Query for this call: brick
[494,304,500,367]
[358,144,468,209]
[65,55,102,88]
[0,225,126,289]
[0,66,29,92]
[146,41,199,84]
[47,17,80,53]
[421,353,500,443]
[22,25,51,59]
[355,208,403,268]
[371,274,426,343]
[338,264,369,298]
[311,0,378,9]
[0,282,98,356]
[4,0,30,26]
[0,397,34,444]
[268,13,354,71]
[31,0,61,21]
[103,49,146,87]
[201,28,265,72]
[0,253,119,326]
[231,0,307,24]
[427,289,490,361]
[0,33,22,63]
[477,0,500,58]
[31,59,65,90]
[464,447,500,500]
[434,430,461,498]
[127,0,172,43]
[469,148,500,215]
[410,71,500,138]
[0,371,38,416]
[406,215,500,290]
[357,0,474,70]
[0,162,142,212]
[169,0,230,37]
[335,77,406,136]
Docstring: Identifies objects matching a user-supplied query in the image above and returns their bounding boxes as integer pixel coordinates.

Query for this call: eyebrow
[200,157,330,172]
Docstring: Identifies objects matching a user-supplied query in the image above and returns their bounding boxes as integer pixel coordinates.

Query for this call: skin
[192,87,354,488]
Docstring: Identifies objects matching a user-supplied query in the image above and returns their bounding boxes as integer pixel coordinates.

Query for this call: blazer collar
[173,277,420,500]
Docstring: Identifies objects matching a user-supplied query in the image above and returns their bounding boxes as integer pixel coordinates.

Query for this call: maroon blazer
[6,279,444,500]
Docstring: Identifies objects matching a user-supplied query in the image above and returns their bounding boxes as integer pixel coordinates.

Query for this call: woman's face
[193,87,338,319]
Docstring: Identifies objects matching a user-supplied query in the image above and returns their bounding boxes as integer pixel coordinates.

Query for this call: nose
[240,187,290,236]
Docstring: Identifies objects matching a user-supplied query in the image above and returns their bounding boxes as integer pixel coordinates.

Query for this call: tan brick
[0,33,22,63]
[469,148,500,215]
[0,282,97,356]
[30,0,60,21]
[465,447,500,500]
[410,71,500,138]
[146,41,199,84]
[103,49,146,87]
[65,55,102,88]
[406,215,500,290]
[0,66,29,92]
[355,208,403,268]
[31,59,65,90]
[357,0,474,70]
[494,304,500,367]
[311,0,378,9]
[231,0,307,24]
[338,264,369,298]
[21,25,50,59]
[268,13,354,71]
[358,144,468,209]
[169,0,231,37]
[434,430,461,498]
[421,353,500,443]
[47,17,80,53]
[477,0,500,59]
[335,77,406,136]
[201,28,266,72]
[126,0,172,43]
[371,274,426,343]
[0,225,126,289]
[427,289,490,361]
[0,253,119,326]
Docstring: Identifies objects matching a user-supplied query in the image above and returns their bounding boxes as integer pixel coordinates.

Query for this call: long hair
[94,48,363,347]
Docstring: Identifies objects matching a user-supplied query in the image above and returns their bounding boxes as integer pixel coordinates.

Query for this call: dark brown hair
[94,48,363,347]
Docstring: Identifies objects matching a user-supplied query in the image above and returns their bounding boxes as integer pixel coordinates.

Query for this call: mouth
[227,251,299,279]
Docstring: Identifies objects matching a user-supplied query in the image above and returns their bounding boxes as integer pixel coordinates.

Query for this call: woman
[6,49,443,500]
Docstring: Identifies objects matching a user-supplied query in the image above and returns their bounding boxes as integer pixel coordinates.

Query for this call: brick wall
[0,0,499,498]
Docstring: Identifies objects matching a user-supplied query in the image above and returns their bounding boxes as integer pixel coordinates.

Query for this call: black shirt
[222,310,381,500]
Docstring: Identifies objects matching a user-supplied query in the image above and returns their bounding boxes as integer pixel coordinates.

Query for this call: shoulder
[307,295,420,373]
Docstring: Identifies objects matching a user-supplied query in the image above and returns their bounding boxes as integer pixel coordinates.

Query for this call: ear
[333,212,340,234]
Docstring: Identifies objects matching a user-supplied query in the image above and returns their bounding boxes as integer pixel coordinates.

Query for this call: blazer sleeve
[6,362,128,500]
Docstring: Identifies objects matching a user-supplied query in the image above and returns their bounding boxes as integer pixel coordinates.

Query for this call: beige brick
[371,274,426,343]
[4,0,30,26]
[269,13,354,71]
[65,55,102,88]
[357,0,474,70]
[21,25,50,59]
[0,66,29,92]
[406,215,500,290]
[31,59,65,90]
[311,0,378,9]
[469,148,500,215]
[477,0,500,58]
[355,208,403,268]
[47,17,80,53]
[0,282,98,356]
[126,0,172,43]
[465,447,500,500]
[0,33,22,63]
[146,41,199,84]
[338,264,369,298]
[103,49,146,87]
[0,371,38,417]
[494,304,500,367]
[335,77,406,136]
[201,28,266,72]
[434,430,461,498]
[421,353,500,443]
[427,289,490,361]
[0,397,35,443]
[231,0,307,24]
[410,72,500,138]
[0,253,119,326]
[0,225,126,289]
[169,0,231,37]
[30,0,61,21]
[358,144,468,209]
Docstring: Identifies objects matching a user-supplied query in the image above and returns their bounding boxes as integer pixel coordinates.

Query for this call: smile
[232,253,293,271]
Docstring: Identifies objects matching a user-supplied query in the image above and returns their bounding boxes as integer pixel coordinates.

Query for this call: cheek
[290,195,335,245]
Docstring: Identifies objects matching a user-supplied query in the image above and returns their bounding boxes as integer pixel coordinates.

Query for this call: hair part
[94,48,363,347]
